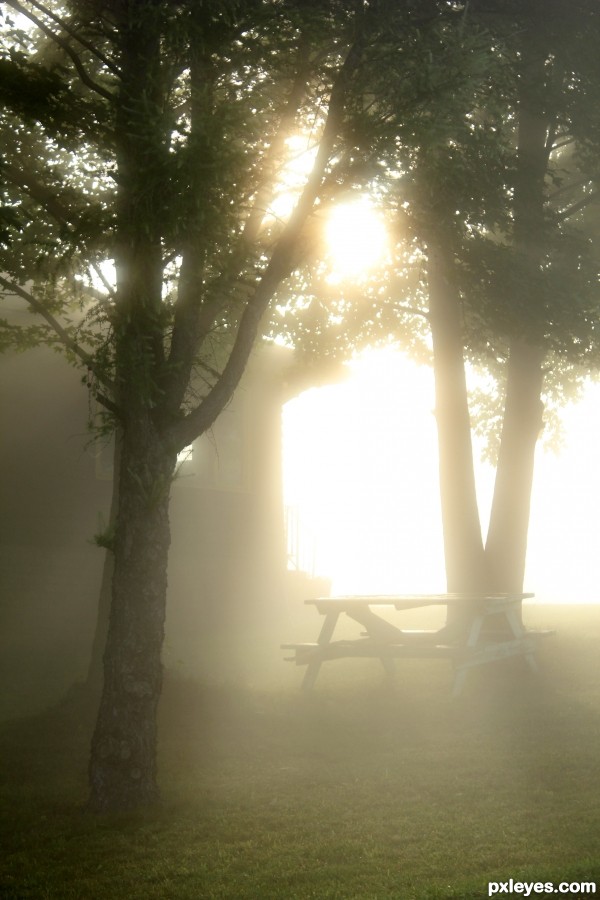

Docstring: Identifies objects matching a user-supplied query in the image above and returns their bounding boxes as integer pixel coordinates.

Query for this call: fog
[1,341,600,721]
[0,341,287,718]
[284,350,600,604]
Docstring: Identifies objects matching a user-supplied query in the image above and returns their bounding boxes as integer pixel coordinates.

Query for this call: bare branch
[93,390,122,418]
[197,358,222,382]
[394,302,430,320]
[68,276,114,313]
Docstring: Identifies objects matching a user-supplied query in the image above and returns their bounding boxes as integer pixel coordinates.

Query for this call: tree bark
[484,32,549,596]
[86,432,122,695]
[427,239,488,607]
[485,340,544,592]
[87,3,173,810]
[88,420,175,812]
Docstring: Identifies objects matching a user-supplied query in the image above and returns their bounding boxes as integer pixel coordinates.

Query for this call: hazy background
[2,341,599,721]
[284,350,600,603]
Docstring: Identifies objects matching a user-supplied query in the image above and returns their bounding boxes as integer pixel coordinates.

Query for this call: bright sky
[283,355,600,603]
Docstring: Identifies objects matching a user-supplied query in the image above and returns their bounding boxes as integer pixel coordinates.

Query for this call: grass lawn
[1,605,599,899]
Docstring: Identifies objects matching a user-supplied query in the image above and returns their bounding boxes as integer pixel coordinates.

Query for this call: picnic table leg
[505,606,538,672]
[452,611,484,698]
[301,611,339,692]
[452,601,537,696]
[343,607,403,684]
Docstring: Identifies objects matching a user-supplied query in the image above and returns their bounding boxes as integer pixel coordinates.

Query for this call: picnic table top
[306,593,534,610]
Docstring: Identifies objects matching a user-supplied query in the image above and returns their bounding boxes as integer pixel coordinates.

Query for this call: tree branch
[0,274,117,395]
[90,263,116,298]
[93,390,122,418]
[5,0,115,102]
[555,190,600,223]
[551,137,575,153]
[26,0,122,76]
[394,302,430,320]
[3,160,78,226]
[169,22,370,449]
[161,29,314,417]
[241,38,312,246]
[548,176,591,201]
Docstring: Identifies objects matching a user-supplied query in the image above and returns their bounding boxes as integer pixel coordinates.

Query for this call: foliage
[92,512,116,552]
[0,3,506,431]
[1,0,423,432]
[4,1,598,445]
[272,0,600,463]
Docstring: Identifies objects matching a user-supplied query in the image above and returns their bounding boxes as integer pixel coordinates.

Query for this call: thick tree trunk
[86,4,176,811]
[484,341,544,592]
[88,421,176,812]
[484,34,549,596]
[427,240,488,609]
[484,345,544,602]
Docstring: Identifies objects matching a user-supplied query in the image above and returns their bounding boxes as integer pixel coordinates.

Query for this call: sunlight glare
[284,349,600,604]
[325,199,388,281]
[283,348,445,595]
[268,135,317,222]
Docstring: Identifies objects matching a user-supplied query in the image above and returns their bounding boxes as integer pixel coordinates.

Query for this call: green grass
[1,607,600,898]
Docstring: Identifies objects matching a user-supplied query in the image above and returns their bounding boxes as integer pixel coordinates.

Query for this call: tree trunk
[484,341,544,592]
[88,420,176,812]
[86,432,122,695]
[427,239,488,610]
[85,3,176,811]
[484,32,549,596]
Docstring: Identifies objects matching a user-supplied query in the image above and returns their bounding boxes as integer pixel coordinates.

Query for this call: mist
[2,334,600,899]
[3,336,600,720]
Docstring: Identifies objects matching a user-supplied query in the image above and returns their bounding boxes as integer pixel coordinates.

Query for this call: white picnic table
[282,592,550,696]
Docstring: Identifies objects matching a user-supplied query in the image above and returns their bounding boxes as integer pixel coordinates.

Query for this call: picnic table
[282,592,550,696]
